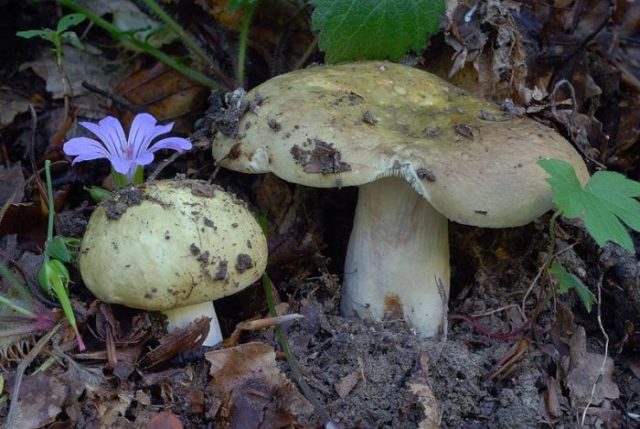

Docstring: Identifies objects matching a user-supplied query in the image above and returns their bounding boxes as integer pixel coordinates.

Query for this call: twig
[5,323,62,428]
[148,151,183,181]
[293,36,318,71]
[81,82,145,113]
[449,314,532,341]
[549,79,606,169]
[520,241,577,319]
[580,273,609,426]
[27,106,47,212]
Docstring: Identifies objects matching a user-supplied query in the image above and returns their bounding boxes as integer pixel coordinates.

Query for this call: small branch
[148,150,183,181]
[81,82,145,113]
[580,273,609,426]
[6,323,62,428]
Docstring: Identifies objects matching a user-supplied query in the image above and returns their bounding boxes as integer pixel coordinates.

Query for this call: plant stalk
[58,0,220,89]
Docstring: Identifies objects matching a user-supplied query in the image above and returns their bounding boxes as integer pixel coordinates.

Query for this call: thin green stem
[262,274,333,424]
[0,262,36,306]
[45,160,55,243]
[138,0,215,69]
[58,0,220,89]
[547,211,561,264]
[236,1,258,87]
[0,294,37,318]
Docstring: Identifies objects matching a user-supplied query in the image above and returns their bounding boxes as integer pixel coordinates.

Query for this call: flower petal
[69,152,110,164]
[63,137,110,157]
[110,158,137,176]
[130,116,175,159]
[127,113,158,148]
[80,116,127,158]
[136,152,154,166]
[147,137,192,153]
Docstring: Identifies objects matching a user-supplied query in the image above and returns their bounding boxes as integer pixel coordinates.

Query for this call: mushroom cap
[213,61,590,227]
[78,180,267,311]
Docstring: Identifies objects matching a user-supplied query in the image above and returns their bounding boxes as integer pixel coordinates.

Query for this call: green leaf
[46,236,72,263]
[61,31,84,51]
[84,186,113,202]
[538,158,640,252]
[549,262,596,313]
[310,0,445,63]
[38,258,85,350]
[56,13,86,34]
[229,0,257,11]
[16,29,55,41]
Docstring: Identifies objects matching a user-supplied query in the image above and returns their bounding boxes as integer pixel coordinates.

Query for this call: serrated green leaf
[549,262,596,313]
[310,0,445,63]
[538,158,640,252]
[56,13,85,34]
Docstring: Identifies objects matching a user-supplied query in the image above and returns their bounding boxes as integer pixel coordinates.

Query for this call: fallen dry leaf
[334,370,360,399]
[0,88,43,128]
[20,46,117,100]
[114,63,209,134]
[5,372,68,428]
[206,342,315,428]
[140,316,210,369]
[543,376,562,421]
[566,327,620,406]
[223,313,303,347]
[148,411,184,429]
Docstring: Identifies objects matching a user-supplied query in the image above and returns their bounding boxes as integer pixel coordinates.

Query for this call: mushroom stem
[342,177,450,337]
[162,301,223,347]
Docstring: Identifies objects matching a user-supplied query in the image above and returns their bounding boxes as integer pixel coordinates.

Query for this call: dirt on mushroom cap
[78,180,268,311]
[212,61,589,228]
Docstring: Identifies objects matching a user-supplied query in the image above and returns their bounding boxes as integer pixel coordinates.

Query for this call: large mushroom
[78,180,267,346]
[210,61,589,336]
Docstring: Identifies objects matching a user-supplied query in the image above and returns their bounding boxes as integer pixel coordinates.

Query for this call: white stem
[341,177,450,337]
[162,301,223,346]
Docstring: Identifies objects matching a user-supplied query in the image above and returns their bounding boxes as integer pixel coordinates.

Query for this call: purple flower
[63,113,192,182]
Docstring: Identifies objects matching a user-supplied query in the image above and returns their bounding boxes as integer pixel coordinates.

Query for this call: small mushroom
[78,180,267,346]
[211,61,589,336]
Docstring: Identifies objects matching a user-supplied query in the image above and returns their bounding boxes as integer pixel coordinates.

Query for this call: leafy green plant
[310,0,445,63]
[16,13,85,63]
[0,262,58,339]
[17,13,86,122]
[549,262,596,313]
[57,0,220,89]
[539,158,640,252]
[37,160,85,351]
[539,158,640,312]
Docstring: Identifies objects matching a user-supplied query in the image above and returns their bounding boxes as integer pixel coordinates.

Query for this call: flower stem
[0,262,37,307]
[44,160,54,243]
[138,0,215,70]
[58,0,220,89]
[236,0,258,87]
[0,293,37,318]
[262,274,333,425]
